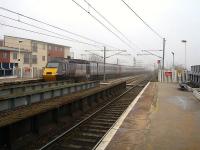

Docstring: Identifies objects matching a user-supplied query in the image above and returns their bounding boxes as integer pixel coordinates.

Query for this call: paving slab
[99,82,200,150]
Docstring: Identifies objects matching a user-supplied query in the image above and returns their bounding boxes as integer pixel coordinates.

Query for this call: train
[42,58,145,81]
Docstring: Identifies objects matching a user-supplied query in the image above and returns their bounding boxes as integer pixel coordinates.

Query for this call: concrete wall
[4,36,31,52]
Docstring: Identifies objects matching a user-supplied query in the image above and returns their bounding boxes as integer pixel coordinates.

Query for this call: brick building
[0,35,71,77]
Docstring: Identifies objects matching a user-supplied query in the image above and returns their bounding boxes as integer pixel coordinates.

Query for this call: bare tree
[88,54,103,62]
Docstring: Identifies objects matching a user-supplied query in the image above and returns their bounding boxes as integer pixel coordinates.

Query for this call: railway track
[0,74,149,150]
[39,76,150,150]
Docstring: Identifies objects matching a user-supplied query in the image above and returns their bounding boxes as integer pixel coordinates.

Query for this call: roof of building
[4,35,71,48]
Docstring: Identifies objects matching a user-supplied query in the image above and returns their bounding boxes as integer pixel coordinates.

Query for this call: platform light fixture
[181,40,187,69]
[171,52,174,68]
[18,40,23,78]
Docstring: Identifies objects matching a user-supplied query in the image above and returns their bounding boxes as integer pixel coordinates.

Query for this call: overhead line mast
[121,0,166,69]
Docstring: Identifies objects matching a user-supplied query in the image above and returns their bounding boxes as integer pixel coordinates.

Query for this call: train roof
[68,59,89,64]
[47,58,89,64]
[47,58,144,69]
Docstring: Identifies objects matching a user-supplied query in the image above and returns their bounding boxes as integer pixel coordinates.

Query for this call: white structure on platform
[158,69,188,83]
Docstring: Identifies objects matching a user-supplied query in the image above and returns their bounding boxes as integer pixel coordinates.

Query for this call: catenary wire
[121,0,163,39]
[71,0,136,50]
[0,6,118,49]
[0,23,102,47]
[83,0,140,49]
[0,14,104,47]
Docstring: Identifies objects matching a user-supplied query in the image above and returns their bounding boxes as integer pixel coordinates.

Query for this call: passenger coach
[43,58,144,81]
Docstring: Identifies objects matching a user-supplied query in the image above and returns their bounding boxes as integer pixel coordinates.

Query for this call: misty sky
[0,0,199,69]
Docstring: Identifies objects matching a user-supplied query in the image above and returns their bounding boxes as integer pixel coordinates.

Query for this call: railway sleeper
[109,105,130,109]
[62,143,92,150]
[93,118,116,122]
[69,139,97,148]
[80,132,103,138]
[107,106,128,110]
[59,143,87,150]
[121,94,137,99]
[104,110,124,114]
[81,128,108,134]
[71,137,97,144]
[83,125,110,130]
[96,116,119,120]
[99,113,121,117]
[105,108,124,115]
[120,103,132,106]
[115,98,134,102]
[66,140,94,148]
[89,121,113,126]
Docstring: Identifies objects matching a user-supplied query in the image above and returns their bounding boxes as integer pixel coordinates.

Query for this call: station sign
[165,71,172,77]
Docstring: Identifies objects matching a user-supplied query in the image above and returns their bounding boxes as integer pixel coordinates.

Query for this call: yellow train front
[43,60,66,81]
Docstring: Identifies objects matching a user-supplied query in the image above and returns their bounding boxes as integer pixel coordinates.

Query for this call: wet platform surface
[98,82,200,150]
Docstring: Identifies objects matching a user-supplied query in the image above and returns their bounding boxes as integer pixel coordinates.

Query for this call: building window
[42,44,45,50]
[2,52,8,58]
[13,52,17,59]
[24,53,30,64]
[32,55,37,64]
[48,45,51,50]
[32,42,38,52]
[42,56,45,61]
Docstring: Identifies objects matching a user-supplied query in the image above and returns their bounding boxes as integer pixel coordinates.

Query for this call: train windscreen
[46,62,59,68]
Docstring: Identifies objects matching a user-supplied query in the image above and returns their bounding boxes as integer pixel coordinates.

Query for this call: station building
[0,35,71,77]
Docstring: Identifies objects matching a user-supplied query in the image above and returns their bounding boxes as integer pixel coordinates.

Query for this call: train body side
[43,58,145,81]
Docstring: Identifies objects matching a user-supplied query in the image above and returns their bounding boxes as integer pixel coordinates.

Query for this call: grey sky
[0,0,199,69]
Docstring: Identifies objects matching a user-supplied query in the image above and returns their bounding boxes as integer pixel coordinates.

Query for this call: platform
[96,82,200,150]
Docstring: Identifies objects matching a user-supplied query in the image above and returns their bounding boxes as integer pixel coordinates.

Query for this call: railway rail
[0,75,143,112]
[0,74,150,150]
[39,76,150,150]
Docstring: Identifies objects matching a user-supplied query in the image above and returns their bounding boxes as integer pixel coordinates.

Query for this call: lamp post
[171,51,174,68]
[181,40,187,69]
[18,40,23,78]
